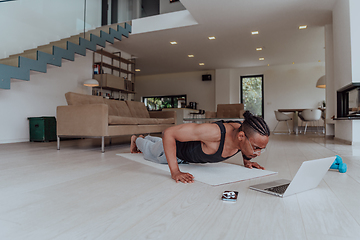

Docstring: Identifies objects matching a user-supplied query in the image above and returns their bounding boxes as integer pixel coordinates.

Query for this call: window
[240,75,264,118]
[143,95,187,111]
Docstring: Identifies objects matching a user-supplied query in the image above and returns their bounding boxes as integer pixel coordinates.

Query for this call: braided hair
[240,111,270,137]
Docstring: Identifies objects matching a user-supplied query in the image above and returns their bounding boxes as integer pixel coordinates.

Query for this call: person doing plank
[130,111,270,183]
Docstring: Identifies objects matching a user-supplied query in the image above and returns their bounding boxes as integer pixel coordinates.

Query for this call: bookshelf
[92,49,135,99]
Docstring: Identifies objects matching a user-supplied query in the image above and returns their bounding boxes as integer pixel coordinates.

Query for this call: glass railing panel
[0,0,101,59]
[106,0,186,25]
[0,0,187,59]
[159,0,185,15]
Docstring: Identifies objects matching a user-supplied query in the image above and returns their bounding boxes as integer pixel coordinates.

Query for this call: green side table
[28,117,57,142]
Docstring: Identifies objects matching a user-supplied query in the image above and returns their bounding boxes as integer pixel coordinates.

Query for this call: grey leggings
[136,135,183,164]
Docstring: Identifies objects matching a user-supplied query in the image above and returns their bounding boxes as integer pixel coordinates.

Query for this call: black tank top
[175,121,241,163]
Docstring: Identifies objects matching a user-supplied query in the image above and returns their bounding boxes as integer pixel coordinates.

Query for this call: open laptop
[249,156,336,198]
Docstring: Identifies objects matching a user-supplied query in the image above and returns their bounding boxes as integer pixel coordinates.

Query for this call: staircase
[0,22,132,90]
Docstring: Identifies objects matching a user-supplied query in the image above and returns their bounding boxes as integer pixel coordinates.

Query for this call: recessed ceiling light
[252,31,259,35]
[256,47,263,51]
[292,62,295,64]
[318,60,321,62]
[199,63,205,66]
[188,54,194,58]
[170,41,177,45]
[267,64,270,66]
[299,25,307,30]
[259,57,265,61]
[208,36,216,40]
[135,69,141,72]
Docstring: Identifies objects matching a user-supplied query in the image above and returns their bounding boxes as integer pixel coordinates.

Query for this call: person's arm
[162,123,219,183]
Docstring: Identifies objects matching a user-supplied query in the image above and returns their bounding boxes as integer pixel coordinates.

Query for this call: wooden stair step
[8,51,38,60]
[0,56,19,67]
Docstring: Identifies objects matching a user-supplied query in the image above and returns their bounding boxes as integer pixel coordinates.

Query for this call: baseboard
[334,137,353,145]
[0,138,29,144]
[325,135,335,139]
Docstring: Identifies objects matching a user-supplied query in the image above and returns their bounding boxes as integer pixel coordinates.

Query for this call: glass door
[240,75,264,118]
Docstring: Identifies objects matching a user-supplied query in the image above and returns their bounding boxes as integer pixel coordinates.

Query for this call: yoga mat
[117,153,277,186]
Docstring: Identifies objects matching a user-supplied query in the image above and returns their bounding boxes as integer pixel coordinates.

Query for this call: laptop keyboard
[265,183,290,194]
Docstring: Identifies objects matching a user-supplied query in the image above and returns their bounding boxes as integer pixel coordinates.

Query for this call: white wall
[216,62,326,132]
[135,70,216,112]
[214,69,231,105]
[335,120,354,144]
[0,52,92,144]
[135,63,325,132]
[332,0,352,90]
[353,121,360,145]
[0,0,101,59]
[350,0,360,83]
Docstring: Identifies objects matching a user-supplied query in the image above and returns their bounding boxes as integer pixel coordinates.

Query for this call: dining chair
[273,111,292,134]
[298,109,322,134]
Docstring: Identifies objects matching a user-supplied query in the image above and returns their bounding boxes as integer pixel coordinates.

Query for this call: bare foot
[135,135,144,153]
[130,135,139,153]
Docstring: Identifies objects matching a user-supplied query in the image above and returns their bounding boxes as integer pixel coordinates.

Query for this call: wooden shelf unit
[93,74,135,94]
[92,49,135,99]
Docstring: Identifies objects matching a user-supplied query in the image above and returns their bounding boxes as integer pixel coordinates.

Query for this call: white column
[215,69,231,106]
[332,0,360,144]
[350,0,360,83]
[325,24,335,135]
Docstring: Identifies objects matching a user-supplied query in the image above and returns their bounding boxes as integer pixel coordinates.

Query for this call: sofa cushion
[156,118,175,124]
[65,92,104,105]
[136,118,159,125]
[104,99,132,117]
[108,115,139,125]
[126,101,150,118]
[108,116,174,125]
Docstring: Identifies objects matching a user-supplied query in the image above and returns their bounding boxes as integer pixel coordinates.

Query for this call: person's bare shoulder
[192,123,221,142]
[166,122,220,142]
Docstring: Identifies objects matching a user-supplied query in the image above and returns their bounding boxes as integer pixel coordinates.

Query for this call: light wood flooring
[1,134,360,240]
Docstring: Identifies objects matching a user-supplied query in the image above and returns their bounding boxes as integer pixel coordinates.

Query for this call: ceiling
[114,0,337,76]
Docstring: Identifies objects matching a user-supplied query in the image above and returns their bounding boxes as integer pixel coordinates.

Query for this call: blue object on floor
[330,155,347,173]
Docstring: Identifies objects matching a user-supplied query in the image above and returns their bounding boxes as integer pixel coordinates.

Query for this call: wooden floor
[1,134,360,240]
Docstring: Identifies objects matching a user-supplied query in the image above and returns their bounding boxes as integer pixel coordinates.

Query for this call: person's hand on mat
[244,159,265,170]
[171,171,194,183]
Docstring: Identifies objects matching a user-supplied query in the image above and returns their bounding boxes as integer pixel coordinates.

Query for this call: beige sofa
[56,92,176,152]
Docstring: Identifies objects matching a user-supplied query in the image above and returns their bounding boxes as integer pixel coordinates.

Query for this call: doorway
[240,75,264,118]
